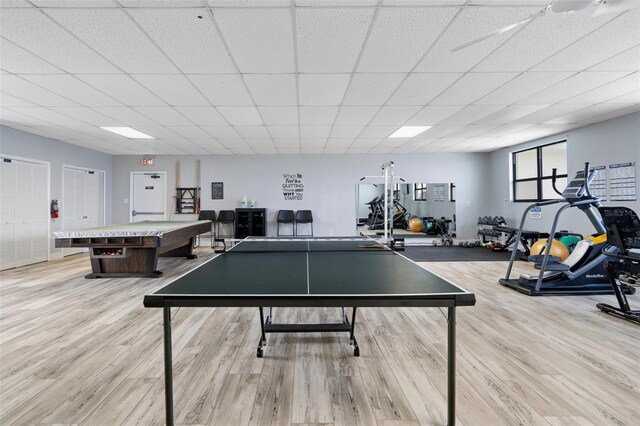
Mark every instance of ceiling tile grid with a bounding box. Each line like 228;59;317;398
0;2;638;155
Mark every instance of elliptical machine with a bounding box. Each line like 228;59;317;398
500;162;636;296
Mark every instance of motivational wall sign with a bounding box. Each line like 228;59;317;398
282;173;304;200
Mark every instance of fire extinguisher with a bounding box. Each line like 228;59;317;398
51;199;59;218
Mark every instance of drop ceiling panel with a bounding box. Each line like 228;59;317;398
547;103;636;125
446;124;499;138
475;72;573;105
1;108;59;127
201;125;241;139
591;45;640;71
208;1;290;8
45;9;179;73
581;104;640;123
54;107;124;126
387;73;462;105
512;103;593;124
415;124;464;138
358;125;396;138
517;71;632;105
475;105;548;125
1;75;78;106
560;72;640;104
120;1;207;7
214;8;295;73
369;106;422;125
357;7;458;72
334;106;381;125
603;90;640;104
30;0;119;6
342;74;405;105
132;125;185;141
474;8;617;72
133;74;209;106
404;105;463;125
217;106;263;125
188;74;254;105
166;126;213;140
299;125;331;138
174;106;229;126
92;106;160;126
295;8;374;73
415;6;541;73
0;9;120;73
129;9;237;73
267;126;299;139
76;74;165;106
273;138;299;148
244;74;297;105
134;106;193;126
0;39;63;74
299;74;350;105
299;106;339;125
329;126;365;138
430;73;517;105
233;125;270;139
533;12;640;72
258;106;299;125
19;74;123;106
439;105;504;124
277;147;301;154
0;93;37;107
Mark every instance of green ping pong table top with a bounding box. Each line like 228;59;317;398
143;237;475;308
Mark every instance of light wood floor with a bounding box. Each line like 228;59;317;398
1;249;639;425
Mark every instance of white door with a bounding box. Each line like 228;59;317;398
0;158;49;270
0;159;17;270
62;167;105;257
131;172;166;222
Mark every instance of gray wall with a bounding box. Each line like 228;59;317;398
112;153;492;238
488;111;640;236
0;125;113;258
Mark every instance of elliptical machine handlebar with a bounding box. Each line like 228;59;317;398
551;168;562;196
582;161;593;199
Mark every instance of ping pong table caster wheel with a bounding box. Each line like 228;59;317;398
353;346;360;357
257;347;264;358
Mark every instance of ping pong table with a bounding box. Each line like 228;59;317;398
144;237;476;426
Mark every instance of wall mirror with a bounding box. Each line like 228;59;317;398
356;183;456;235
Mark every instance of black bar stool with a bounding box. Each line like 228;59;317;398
196;210;216;248
215;210;235;246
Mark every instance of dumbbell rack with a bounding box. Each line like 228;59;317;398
477;216;506;244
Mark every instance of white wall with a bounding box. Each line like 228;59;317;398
489;112;640;236
112;153;492;238
0;125;113;258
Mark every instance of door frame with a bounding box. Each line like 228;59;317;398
129;171;167;223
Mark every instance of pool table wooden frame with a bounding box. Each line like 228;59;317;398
54;221;212;279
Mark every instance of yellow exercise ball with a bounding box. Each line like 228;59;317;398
530;238;570;262
408;217;424;233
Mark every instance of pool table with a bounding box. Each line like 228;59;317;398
53;221;212;279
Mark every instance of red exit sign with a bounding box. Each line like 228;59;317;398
142;157;154;166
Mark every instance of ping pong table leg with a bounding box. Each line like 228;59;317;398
349;307;359;357
447;307;456;426
163;306;175;426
